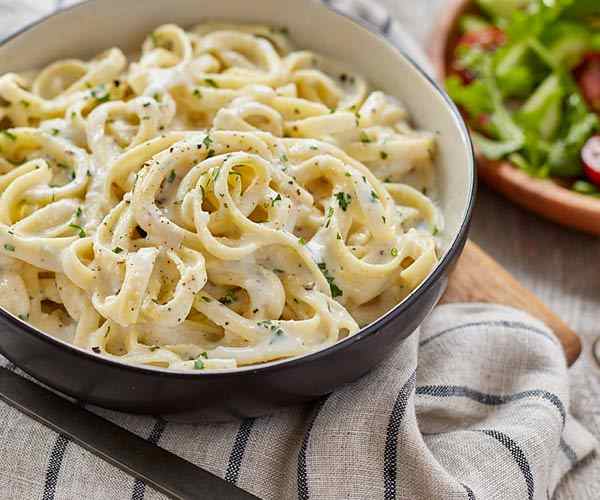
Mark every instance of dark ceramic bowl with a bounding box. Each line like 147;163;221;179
0;0;475;421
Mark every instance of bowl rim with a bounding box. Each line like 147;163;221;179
0;0;477;379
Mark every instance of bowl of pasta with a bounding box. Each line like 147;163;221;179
0;0;475;420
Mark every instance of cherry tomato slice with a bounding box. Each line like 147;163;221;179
452;27;506;84
451;65;475;84
582;135;600;187
574;52;600;112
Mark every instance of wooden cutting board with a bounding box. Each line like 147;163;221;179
441;240;581;365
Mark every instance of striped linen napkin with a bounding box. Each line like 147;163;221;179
0;304;595;499
0;1;596;499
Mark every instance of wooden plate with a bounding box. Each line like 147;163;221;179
428;0;600;236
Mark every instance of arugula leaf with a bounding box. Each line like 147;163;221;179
573;180;599;194
516;74;564;139
460;15;492;33
478;57;525;156
548;112;598;176
475;0;533;20
561;0;600;22
493;42;540;97
505;0;569;42
446;76;494;118
543;21;592;68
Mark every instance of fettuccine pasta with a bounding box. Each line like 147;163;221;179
0;24;441;370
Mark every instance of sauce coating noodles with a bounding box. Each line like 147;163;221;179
0;24;441;370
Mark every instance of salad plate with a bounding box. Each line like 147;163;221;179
430;0;600;235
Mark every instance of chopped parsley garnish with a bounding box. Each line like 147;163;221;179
219;289;236;305
193;88;203;98
257;320;284;337
344;172;352;177
298;237;306;245
167;169;176;183
334;192;351;211
201;296;212;303
1;130;16;141
432;226;439;236
3;243;15;252
337;232;342;240
97;94;111;103
56;162;69;169
194;359;204;369
153;93;162;102
370;190;379;201
317;262;343;298
360;131;371;143
380;151;388;160
200;352;208;358
271;193;282;206
91;88;110;103
203;134;213;149
51;128;60;136
207;149;215;158
325;206;334;228
113;247;123;254
17;314;28;321
391;247;398;257
330;282;343;299
69;223;86;238
20;100;30;108
281;154;288;163
204;78;218;88
75;207;82;217
143;102;151;108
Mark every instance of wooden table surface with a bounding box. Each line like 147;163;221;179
1;0;598;497
378;1;600;496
